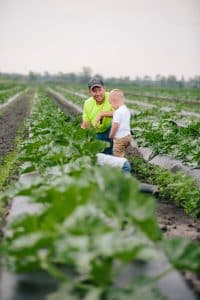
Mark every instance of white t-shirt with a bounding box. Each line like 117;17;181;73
112;105;131;138
97;153;127;168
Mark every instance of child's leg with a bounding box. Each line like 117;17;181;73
114;135;131;157
114;139;126;157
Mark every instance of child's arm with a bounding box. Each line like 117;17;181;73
109;122;119;139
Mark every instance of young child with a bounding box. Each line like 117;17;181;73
109;89;131;157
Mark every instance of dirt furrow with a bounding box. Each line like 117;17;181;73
0;91;34;162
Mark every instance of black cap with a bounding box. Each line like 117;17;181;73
88;77;104;90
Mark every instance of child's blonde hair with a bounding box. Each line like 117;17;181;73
109;89;124;100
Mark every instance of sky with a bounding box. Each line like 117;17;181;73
0;0;200;79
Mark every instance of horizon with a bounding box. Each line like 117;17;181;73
1;69;199;81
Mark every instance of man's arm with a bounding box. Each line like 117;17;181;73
95;111;113;128
109;122;119;139
81;100;91;129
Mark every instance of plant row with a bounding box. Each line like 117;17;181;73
0;85;25;104
51;86;200;168
1;90;200;299
48;87;200;216
131;109;200;167
129;156;200;218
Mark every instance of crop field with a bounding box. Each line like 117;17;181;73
0;82;200;299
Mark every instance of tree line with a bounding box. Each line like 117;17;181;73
0;67;200;89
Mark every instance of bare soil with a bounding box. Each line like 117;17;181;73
156;200;200;241
156;200;200;296
0;90;34;240
0;91;33;162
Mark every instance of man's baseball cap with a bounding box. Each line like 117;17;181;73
88;77;104;90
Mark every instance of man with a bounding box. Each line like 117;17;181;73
81;77;113;154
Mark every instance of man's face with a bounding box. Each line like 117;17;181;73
90;86;105;104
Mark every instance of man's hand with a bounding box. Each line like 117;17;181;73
95;113;103;128
95;111;113;128
81;121;91;129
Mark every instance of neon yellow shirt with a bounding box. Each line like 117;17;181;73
82;92;112;133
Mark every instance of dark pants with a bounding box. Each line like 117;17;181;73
96;127;113;155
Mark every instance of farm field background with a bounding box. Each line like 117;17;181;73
0;79;200;300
